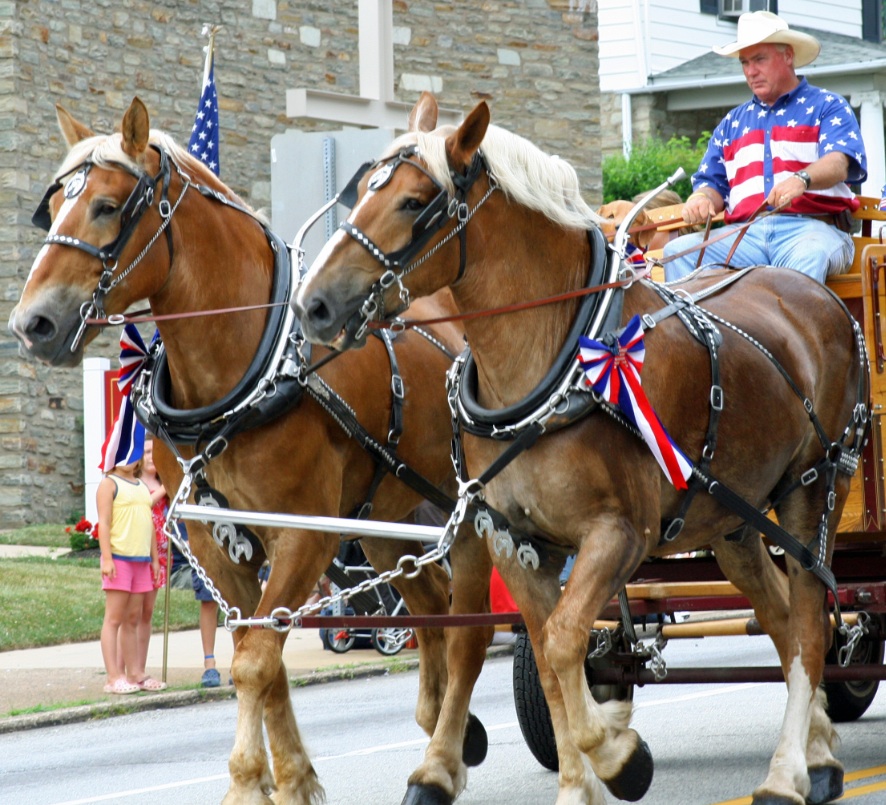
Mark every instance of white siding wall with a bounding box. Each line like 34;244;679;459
600;0;866;93
778;0;862;39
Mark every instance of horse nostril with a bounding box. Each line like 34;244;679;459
304;296;332;328
26;315;58;342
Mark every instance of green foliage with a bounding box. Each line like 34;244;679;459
602;134;710;204
0;524;70;548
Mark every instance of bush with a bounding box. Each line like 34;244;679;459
66;517;99;553
602;134;710;204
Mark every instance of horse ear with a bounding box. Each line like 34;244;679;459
408;92;438;133
55;104;95;148
120;97;150;162
445;101;490;170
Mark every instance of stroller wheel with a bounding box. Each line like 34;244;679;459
372;627;412;656
328;629;356;653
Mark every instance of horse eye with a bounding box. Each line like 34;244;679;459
93;200;119;219
402;198;427;212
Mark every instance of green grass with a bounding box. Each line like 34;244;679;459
0;523;71;548
0;555;201;651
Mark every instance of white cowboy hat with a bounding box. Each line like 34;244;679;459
712;11;821;67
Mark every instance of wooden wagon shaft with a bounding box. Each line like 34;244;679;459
588;664;886;686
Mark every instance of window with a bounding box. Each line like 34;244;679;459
861;0;882;42
709;0;777;18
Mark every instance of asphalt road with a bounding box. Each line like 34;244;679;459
1;635;884;804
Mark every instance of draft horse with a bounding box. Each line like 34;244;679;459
295;92;868;805
8;97;494;805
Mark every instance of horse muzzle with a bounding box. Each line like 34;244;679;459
295;287;368;351
8;292;90;367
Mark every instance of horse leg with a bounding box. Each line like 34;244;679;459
360;536;452;739
400;525;494;804
497;544;610;805
712;512;842;804
265;652;324;805
226;530;335;805
537;518;650;804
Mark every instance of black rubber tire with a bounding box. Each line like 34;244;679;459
512;629;636;772
512;630;559;771
823;633;884;722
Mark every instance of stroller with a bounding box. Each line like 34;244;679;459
319;539;414;656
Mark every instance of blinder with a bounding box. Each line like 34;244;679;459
31;162;92;231
338;160;374;209
341;146;486;273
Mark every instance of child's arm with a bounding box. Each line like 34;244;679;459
96;476;116;580
150;483;167;506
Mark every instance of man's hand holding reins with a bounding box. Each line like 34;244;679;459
682;187;724;226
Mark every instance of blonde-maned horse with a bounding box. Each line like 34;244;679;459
9;97;494;805
295;92;867;805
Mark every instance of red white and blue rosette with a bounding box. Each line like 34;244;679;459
578;315;693;490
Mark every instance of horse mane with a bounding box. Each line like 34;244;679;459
54;129;264;223
388;124;602;231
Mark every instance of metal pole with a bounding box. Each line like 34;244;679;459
174;503;444;541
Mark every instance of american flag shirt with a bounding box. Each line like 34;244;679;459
693;78;866;223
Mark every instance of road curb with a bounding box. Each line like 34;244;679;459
0;644;515;735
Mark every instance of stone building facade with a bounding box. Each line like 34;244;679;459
0;0;601;527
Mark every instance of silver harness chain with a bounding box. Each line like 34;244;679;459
162;462;472;632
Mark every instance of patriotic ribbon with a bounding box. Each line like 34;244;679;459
98;324;156;472
578;315;693;490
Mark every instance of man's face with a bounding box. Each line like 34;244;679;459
739;43;795;105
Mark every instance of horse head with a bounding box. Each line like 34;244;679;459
295;92;493;349
9;97;210;366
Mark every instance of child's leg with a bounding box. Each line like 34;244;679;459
119;592;146;683
200;600;218;670
131;588;158;679
102;590;130;682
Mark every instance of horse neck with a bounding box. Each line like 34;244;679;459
454;205;592;408
152;196;276;410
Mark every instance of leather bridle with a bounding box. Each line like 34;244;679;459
337;145;498;340
31;145;183;352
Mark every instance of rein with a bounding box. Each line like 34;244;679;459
649;199;787;268
366;269;648;331
84;300;291;327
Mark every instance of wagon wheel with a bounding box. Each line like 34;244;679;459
823;623;885;723
512;630;634;772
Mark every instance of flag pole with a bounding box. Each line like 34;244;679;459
201;23;221;87
161;21;222;685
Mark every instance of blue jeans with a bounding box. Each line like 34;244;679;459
663;216;854;284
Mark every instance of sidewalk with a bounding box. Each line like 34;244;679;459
0;543;514;734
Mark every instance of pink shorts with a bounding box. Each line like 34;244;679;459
102;558;154;594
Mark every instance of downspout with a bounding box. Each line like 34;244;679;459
622;0;651;159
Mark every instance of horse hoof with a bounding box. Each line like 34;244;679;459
807;765;844;804
400;783;453;805
602;738;654;802
462;712;488;767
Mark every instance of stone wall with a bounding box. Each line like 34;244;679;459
600;91;730;163
0;0;601;527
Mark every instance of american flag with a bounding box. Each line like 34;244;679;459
98;325;151;472
188;62;220;175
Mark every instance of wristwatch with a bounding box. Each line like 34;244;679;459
794;170;812;190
